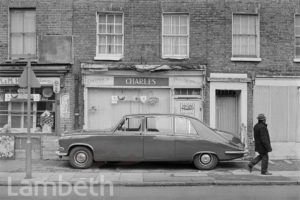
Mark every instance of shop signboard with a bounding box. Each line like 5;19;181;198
114;77;169;87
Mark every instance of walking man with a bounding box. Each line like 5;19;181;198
248;113;272;175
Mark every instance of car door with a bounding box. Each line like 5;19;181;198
174;116;201;160
94;116;143;161
143;116;175;161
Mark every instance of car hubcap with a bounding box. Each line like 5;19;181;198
76;152;87;163
200;154;211;164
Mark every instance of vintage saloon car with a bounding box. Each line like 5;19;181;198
56;114;247;170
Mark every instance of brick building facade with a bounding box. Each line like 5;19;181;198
0;0;300;159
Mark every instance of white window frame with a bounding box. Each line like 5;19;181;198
94;12;124;61
9;8;36;60
162;13;189;59
231;13;261;62
294;14;300;62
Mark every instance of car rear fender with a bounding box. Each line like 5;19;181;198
192;151;219;160
67;143;94;156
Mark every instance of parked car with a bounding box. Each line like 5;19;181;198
56;114;247;170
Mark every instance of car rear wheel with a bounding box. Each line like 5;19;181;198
69;146;93;169
193;153;218;170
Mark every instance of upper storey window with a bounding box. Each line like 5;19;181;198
232;14;261;62
9;9;36;60
162;14;189;59
95;13;124;60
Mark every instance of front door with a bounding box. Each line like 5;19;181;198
216;90;240;136
143;116;175;160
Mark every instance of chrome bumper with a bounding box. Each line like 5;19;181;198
225;150;248;154
55;151;68;156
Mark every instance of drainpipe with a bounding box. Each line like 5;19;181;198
74;74;80;130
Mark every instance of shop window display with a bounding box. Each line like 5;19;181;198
0;87;56;133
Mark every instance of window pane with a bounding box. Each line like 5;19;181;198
107;15;114;23
240;15;249;34
115;25;122;34
11;35;23;55
99;24;106;33
296;27;300;35
24;11;35;33
115;15;122;24
232;15;240;34
23;116;33;128
163;15;172;35
11;116;21;128
98;45;106;53
115;36;122;45
98;15;106;23
179;15;188;34
146;116;172;133
248;16;256;35
296;16;300;26
119;118;142;131
172;16;180;35
232;36;239;55
296;47;300;56
10;11;23;33
172;37;180;55
163;37;172;55
24;35;36;55
98;35;106;44
248;36;256;56
107;24;114;33
179;37;188;55
296;38;300;45
175;117;197;135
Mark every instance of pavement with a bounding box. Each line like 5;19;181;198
0;159;299;186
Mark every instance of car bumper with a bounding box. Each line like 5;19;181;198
225;150;248;154
55;151;68;157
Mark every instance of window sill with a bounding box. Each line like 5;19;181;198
162;56;189;60
94;55;123;61
231;57;262;62
293;58;300;62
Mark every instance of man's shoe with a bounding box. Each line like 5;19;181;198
261;172;272;175
247;163;253;173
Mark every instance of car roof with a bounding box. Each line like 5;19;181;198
123;113;200;121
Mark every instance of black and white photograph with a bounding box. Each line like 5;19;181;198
0;0;300;199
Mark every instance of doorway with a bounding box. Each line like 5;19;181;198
216;90;241;135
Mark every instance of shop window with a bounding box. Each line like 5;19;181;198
0;87;56;133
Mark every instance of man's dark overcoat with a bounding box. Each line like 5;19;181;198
253;122;272;154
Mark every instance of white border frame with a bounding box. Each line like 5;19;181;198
209;80;248;131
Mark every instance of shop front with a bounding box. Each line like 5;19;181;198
82;67;205;130
0;64;71;160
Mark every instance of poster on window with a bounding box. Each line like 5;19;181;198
0;136;14;159
60;93;70;119
179;102;195;117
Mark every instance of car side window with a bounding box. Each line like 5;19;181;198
146;116;173;134
118;117;142;132
175;117;197;135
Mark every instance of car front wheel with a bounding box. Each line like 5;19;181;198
69;146;93;169
193;153;218;170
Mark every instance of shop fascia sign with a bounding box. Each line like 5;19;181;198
0;77;60;93
114;77;169;87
